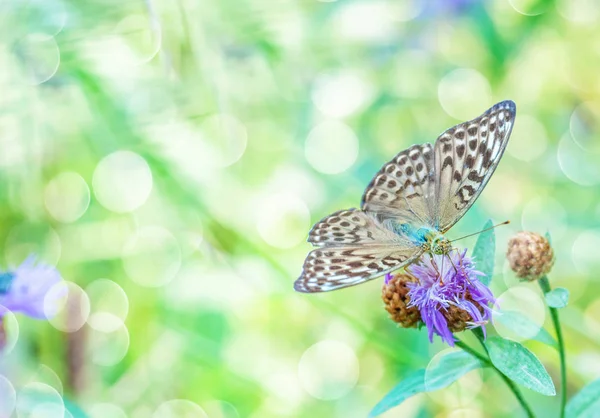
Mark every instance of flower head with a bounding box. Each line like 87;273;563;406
507;231;554;281
405;249;495;346
0;256;63;319
382;273;421;328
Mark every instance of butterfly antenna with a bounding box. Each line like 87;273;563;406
449;220;510;243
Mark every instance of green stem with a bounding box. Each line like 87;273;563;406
461;332;535;418
539;275;567;418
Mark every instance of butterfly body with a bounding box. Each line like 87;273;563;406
295;100;516;293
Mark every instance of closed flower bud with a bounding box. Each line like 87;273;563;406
382;273;421;328
507;231;554;281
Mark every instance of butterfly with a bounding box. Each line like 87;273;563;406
294;100;516;293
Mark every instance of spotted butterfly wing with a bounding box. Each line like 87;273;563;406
295;210;424;292
295;144;436;293
294;101;515;293
434;100;516;232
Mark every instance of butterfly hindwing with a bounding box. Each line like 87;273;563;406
361;143;436;226
296;209;424;292
434;100;516;232
295;244;423;293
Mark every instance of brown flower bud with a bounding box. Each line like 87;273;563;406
444;292;486;333
507;231;554;281
382;273;421;328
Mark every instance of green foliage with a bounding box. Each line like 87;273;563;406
370;350;483;417
565;378;600;418
545;288;569;308
485;336;556;396
493;309;557;348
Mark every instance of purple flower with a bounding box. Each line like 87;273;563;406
0;256;64;319
406;249;495;346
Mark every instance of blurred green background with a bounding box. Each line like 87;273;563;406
1;0;599;417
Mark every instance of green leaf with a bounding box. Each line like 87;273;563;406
566;378;600;418
369;369;426;417
545;288;569;308
369;351;483;417
485;336;556;396
494;309;557;348
473;219;495;286
424;350;484;391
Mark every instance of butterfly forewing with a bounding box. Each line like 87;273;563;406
296;209;424;292
434;100;516;232
361;143;436;226
308;209;400;247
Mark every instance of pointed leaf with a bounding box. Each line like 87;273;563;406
369;369;426;417
370;351;483;417
545;288;569;308
566;378;600;418
493;309;557;348
485;336;556;396
473;219;495;285
424;350;484;391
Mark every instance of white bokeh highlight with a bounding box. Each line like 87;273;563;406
569;102;600;154
16;382;64;418
557;133;600;186
311;71;374;118
425;349;483;408
88;324;130;367
30;365;63;396
153;400;208;418
44;172;91;223
86;279;129;332
333;1;397;42
521;196;567;240
256;193;310;249
556;0;600;23
572;230;600;277
15;33;60;85
114;14;162;64
305;120;359;174
493;287;546;342
507;115;547;162
438;69;492;120
199;114;247;167
122;226;181;287
298;340;359;400
45;282;90;333
508;0;547;16
89;403;127;418
0;375;16;417
93;151;153;213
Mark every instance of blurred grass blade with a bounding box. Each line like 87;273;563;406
485;336;556;396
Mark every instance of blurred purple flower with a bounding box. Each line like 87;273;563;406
406;249;495;346
0;256;64;319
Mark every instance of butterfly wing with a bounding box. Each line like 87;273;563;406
361;143;436;227
434;100;516;232
295;209;423;293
